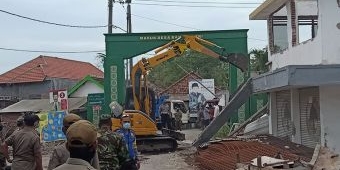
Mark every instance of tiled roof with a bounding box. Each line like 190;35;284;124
195;135;314;170
160;71;202;95
0;55;103;84
160;71;223;95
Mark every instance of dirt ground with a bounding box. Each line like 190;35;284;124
139;128;201;170
42;128;202;170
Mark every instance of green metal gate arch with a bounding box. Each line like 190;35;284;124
104;29;249;115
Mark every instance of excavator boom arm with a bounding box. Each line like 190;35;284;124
130;35;249;116
183;35;248;72
131;42;186;114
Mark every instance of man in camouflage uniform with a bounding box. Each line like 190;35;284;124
48;114;99;170
53;120;98;170
97;115;129;170
116;114;140;170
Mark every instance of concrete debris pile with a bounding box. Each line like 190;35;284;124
313;147;340;170
195;135;314;170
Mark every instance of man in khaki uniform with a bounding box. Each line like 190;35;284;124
12;116;24;136
2;114;43;170
53;120;98;170
48;114;99;170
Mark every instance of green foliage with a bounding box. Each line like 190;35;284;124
249;48;269;74
147;50;229;89
213;124;231;139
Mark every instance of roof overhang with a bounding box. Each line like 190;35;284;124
0;97;87;113
252;65;340;93
250;0;288;20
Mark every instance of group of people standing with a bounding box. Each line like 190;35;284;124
159;103;183;131
0;112;140;170
200;101;220;129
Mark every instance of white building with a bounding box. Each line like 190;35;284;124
250;0;340;152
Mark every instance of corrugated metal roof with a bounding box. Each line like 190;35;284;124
195;135;314;170
0;97;87;113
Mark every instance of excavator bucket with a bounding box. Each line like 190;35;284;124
219;53;249;72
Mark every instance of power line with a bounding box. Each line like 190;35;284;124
131;13;267;42
131;13;201;30
0;9;126;31
0;47;104;54
135;0;261;5
132;2;257;8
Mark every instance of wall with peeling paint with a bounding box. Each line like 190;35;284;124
320;85;340;153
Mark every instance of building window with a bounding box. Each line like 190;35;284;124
338;0;340;7
269;6;289;53
297;0;318;43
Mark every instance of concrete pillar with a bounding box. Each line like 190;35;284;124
267;15;274;55
269;92;277;135
290;89;301;144
286;0;298;48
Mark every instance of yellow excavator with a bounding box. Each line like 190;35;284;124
111;35;248;152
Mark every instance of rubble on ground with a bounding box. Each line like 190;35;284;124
41;140;64;155
195;135;314;170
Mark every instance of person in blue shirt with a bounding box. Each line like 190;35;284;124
116;114;140;170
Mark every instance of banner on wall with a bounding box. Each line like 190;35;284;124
188;79;215;113
38;111;66;142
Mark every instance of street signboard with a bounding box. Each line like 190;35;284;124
87;93;105;127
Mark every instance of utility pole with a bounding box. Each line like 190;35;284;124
108;0;113;33
126;0;133;85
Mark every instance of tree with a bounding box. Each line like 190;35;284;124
249;47;268;74
147;50;229;89
95;53;106;70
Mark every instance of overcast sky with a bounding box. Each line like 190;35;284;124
0;0;267;74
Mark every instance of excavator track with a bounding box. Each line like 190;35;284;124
136;135;178;153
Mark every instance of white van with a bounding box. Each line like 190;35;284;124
164;100;189;124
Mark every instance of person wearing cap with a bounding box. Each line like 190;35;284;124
2;114;43;170
53;120;98;170
97;115;130;170
48;113;99;170
116;114;140;170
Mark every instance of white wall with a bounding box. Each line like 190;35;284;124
269;38;322;70
320;85;340;153
319;0;340;64
268;0;340;70
70;82;103;98
274;1;317;16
